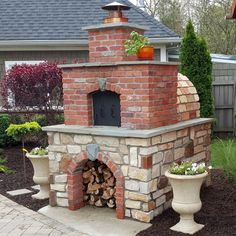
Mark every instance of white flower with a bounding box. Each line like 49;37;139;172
192;163;197;167
208;166;212;169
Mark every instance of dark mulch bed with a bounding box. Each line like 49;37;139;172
0;146;236;235
138;170;236;236
0;146;49;211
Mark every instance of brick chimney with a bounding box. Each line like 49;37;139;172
83;23;147;62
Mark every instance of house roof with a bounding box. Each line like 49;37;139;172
211;53;236;64
226;0;236;19
0;0;179;42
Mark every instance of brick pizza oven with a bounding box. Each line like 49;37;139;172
43;2;212;223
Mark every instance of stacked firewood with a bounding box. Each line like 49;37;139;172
83;160;116;208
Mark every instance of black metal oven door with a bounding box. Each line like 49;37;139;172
93;91;121;127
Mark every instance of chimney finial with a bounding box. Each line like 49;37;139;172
102;1;131;24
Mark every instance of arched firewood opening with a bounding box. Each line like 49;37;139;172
83;160;116;208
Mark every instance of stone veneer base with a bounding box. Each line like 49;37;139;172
44;118;212;223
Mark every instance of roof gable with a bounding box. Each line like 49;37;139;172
0;0;179;41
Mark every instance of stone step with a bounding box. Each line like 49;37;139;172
6;189;32;196
31;185;40;190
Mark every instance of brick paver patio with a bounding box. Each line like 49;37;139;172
0;194;89;236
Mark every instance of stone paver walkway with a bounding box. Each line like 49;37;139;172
0;194;90;236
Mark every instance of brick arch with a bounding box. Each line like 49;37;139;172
105;82;122;95
87;82;122;95
86;83;99;94
67;151;125;219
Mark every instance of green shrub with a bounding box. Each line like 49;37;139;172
33;113;64;126
10;114;27;124
54;113;64;124
33;114;48;127
180;20;214;118
234;112;236;135
0;148;4;155
0;114;16;147
0;157;15;174
6;121;42;141
211;139;236;183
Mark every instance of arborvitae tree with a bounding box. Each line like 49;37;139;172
180;20;214;118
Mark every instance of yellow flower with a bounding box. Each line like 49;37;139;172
22;148;29;153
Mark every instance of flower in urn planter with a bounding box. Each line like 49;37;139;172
28;147;48;156
24;146;49;199
169;161;211;176
165;161;211;234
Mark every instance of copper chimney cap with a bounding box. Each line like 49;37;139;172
102;1;131;23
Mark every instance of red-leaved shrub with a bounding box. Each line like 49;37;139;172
1;62;63;112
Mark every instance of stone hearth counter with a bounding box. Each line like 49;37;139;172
42;118;212;138
59;61;179;69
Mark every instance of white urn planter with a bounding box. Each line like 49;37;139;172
26;153;50;199
165;171;208;235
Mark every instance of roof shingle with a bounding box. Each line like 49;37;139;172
0;0;179;41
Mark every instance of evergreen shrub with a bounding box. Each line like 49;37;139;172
0;114;16;147
180;20;214;118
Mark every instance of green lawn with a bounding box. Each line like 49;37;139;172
211;139;236;183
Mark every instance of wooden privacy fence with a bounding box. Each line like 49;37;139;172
212;81;235;136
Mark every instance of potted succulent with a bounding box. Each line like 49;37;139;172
165;161;211;235
124;31;154;60
24;147;49;199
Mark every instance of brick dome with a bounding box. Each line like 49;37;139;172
177;73;200;121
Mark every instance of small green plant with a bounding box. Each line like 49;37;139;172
124;31;150;55
6;121;42;180
211;139;236;183
0;114;16;147
0;157;15;174
23;147;48;156
234;112;236;135
169;161;210;175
